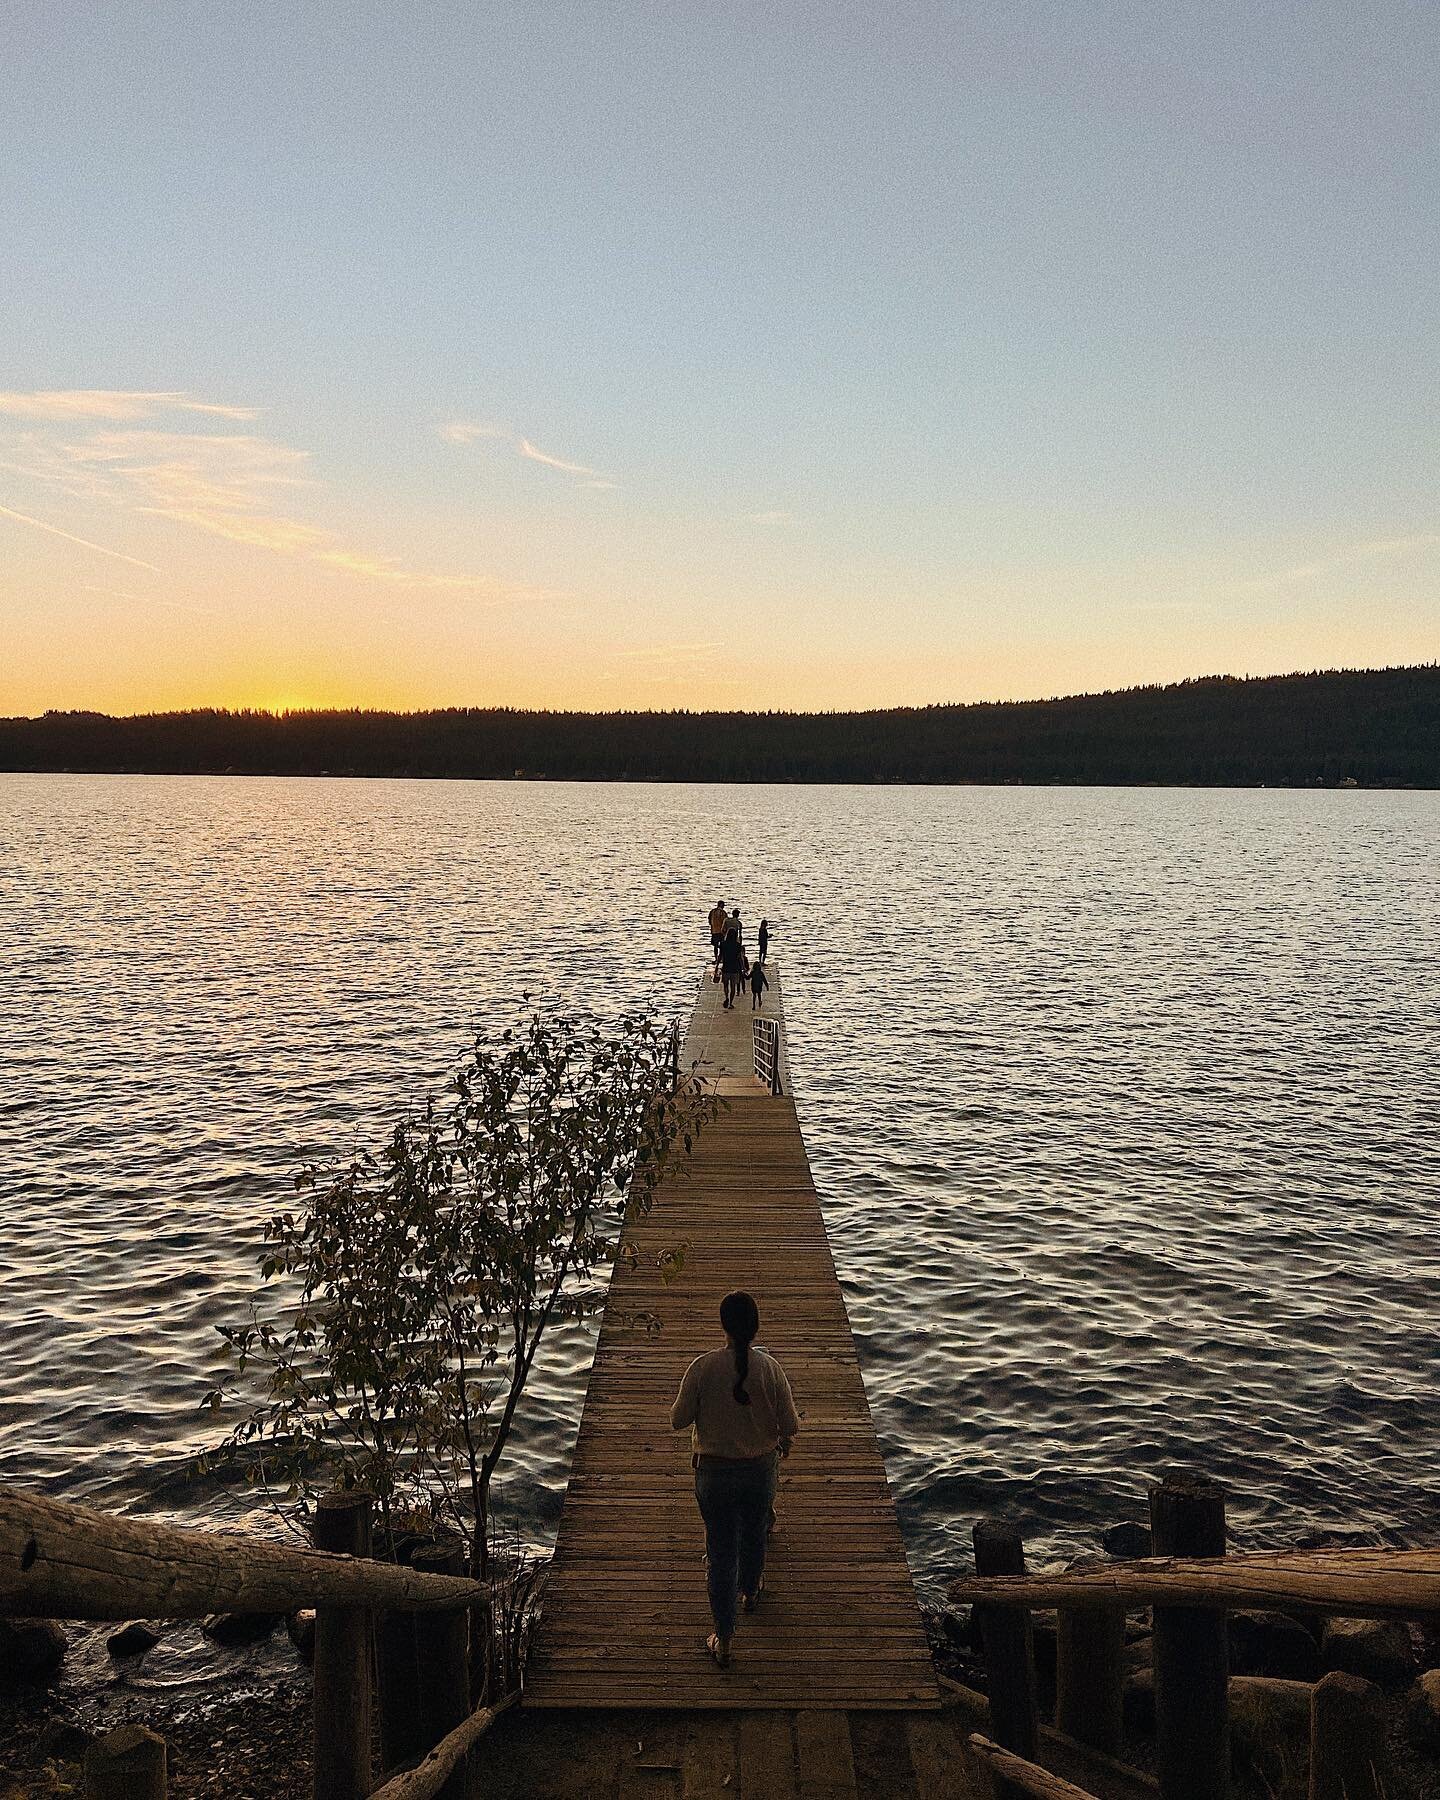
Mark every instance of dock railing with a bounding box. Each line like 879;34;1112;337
950;1474;1437;1800
752;1014;783;1094
1;1482;511;1800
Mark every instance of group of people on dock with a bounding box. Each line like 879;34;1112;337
707;899;771;1011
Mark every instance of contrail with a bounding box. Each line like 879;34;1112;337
0;501;165;573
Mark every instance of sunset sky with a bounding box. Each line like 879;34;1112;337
2;2;1436;716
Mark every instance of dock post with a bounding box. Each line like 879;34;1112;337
377;1539;471;1791
412;1542;472;1799
973;1518;1038;1772
84;1723;167;1798
1056;1557;1125;1754
1150;1473;1229;1800
313;1489;374;1800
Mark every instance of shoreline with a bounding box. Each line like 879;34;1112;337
7;1556;1440;1800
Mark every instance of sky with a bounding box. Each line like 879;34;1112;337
1;0;1436;715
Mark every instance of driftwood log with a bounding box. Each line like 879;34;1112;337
0;1485;486;1620
968;1733;1102;1800
949;1546;1440;1620
368;1694;517;1800
941;1675;1159;1800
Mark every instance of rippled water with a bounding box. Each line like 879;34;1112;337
3;775;1438;1610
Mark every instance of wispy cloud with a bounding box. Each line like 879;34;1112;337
602;643;740;690
438;419;507;445
83;580;214;618
442;417;614;487
3;389;542;603
616;641;722;662
1216;532;1440;600
0;389;257;423
609;641;728;685
0;501;164;572
517;438;600;478
56;430;321;555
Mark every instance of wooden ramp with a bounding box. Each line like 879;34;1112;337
524;961;938;1711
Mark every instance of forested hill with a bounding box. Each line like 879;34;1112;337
3;665;1438;786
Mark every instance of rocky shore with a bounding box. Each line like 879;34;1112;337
1;1612;315;1799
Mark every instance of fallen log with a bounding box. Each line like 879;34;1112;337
969;1733;1102;1800
1;1485;487;1621
949;1547;1440;1621
368;1693;517;1800
942;1675;1159;1800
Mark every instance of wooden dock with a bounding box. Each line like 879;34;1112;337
523;960;939;1713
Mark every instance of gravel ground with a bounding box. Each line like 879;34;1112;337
1;1679;313;1799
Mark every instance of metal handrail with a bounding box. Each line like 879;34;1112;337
751;1016;783;1095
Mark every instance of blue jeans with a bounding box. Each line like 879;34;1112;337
694;1452;778;1640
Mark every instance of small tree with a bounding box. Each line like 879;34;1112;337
206;1005;715;1639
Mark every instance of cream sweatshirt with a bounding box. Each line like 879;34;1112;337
670;1344;800;1460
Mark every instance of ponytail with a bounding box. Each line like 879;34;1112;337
732;1339;751;1406
719;1290;760;1408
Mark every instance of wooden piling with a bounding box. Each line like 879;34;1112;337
1149;1474;1228;1800
1308;1671;1386;1800
1056;1560;1125;1755
412;1543;472;1799
974;1518;1039;1768
84;1723;167;1798
377;1542;470;1790
313;1489;374;1800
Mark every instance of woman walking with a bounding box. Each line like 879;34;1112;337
670;1291;799;1668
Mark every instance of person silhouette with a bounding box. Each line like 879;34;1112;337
757;918;770;963
718;926;745;1008
670;1291;799;1669
708;899;729;965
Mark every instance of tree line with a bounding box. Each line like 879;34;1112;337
2;664;1437;786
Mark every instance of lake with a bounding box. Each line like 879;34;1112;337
2;774;1437;1601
